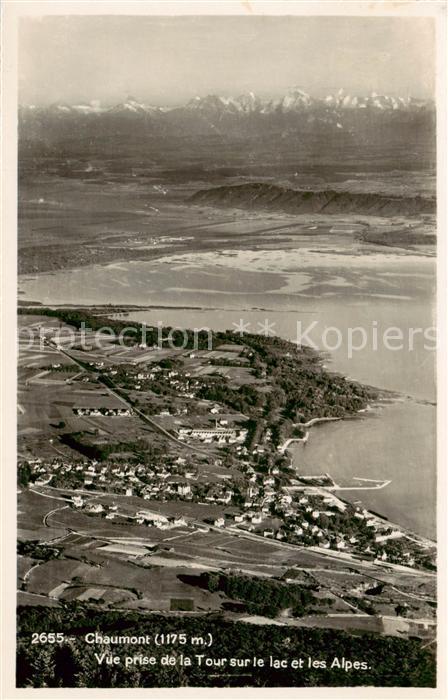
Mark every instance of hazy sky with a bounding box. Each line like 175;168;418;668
19;15;435;106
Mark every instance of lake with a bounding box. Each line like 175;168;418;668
18;241;437;538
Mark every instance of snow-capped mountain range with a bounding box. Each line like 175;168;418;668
19;88;435;151
22;88;432;117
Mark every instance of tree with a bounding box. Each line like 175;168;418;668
18;462;32;487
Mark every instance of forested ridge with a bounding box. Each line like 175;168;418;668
17;606;435;687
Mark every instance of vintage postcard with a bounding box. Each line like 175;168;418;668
1;1;446;696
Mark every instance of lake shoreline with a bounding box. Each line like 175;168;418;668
16;241;436;540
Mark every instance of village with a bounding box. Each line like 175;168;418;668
17;309;436;628
23;447;433;570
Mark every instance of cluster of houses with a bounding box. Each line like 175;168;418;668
103;364;201;399
24;456;197;495
133;510;188;529
199;484;235;506
24;456;241;510
71;497;189;530
211;482;348;545
22;450;421;568
73;407;132;417
202;469;418;564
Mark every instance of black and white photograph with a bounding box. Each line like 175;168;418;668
1;0;446;694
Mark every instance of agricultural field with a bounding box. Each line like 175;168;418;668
17;591;61;608
25;559;99;597
17;482;437;635
17;489;68;541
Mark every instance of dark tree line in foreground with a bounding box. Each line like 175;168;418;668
17;605;435;688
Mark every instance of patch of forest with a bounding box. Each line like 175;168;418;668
17;605;436;687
